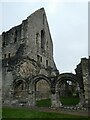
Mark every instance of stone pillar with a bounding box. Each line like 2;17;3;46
3;89;13;105
77;89;85;107
51;91;62;108
9;90;13;105
81;58;90;106
28;91;35;107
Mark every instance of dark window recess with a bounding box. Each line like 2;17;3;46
2;41;5;47
41;57;42;62
46;60;48;67
41;30;45;50
4;54;6;58
8;53;11;58
43;14;45;24
14;37;17;43
37;55;42;63
37;55;40;62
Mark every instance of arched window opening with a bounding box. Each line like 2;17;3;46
43;14;45;24
37;55;40;63
46;60;48;67
4;54;6;59
41;30;45;50
2;41;5;47
14;37;17;43
40;57;42;62
8;53;11;58
37;55;42;63
13;80;28;100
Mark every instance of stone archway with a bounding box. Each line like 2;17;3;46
29;75;51;107
11;78;29;104
55;73;85;108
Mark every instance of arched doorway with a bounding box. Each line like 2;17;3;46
55;73;84;107
30;75;51;107
12;79;28;104
35;79;50;100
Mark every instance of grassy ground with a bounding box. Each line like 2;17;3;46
36;97;79;107
60;97;80;105
2;97;88;119
36;99;51;107
2;107;89;119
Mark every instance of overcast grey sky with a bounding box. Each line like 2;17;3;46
0;0;88;73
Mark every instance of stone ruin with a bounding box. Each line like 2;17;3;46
0;8;89;110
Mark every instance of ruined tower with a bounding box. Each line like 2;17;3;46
1;8;58;105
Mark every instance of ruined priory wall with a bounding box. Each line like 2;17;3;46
26;8;56;69
81;58;90;101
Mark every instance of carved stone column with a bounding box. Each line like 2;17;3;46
28;91;35;107
51;91;62;108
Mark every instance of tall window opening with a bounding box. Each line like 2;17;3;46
4;54;6;59
41;30;45;50
37;55;42;63
2;41;5;47
37;55;40;63
46;60;48;67
8;53;11;58
43;14;45;24
40;57;42;62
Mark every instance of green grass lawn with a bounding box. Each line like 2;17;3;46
36;97;79;107
2;107;88;119
60;97;80;105
36;99;51;107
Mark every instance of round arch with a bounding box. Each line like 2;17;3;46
11;78;29;101
29;74;51;107
55;73;84;107
30;74;51;86
13;79;26;87
56;73;81;88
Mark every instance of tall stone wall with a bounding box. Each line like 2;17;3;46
25;8;56;69
75;57;90;106
1;8;89;108
1;8;58;104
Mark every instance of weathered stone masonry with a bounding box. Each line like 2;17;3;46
75;57;90;107
1;8;59;107
1;8;89;108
